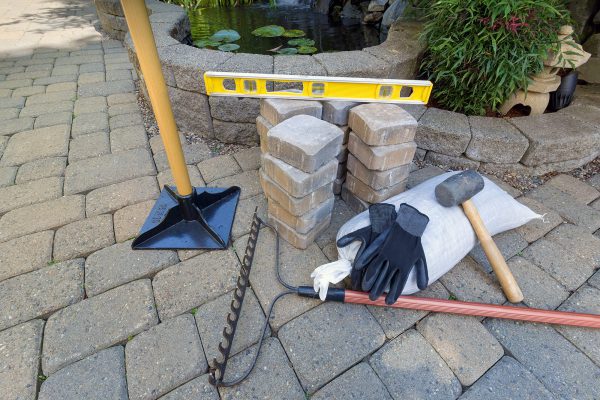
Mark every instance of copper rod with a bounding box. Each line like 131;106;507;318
344;290;600;329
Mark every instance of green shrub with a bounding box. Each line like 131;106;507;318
420;0;570;115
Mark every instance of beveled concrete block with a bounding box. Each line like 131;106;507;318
267;212;331;249
260;98;322;125
261;153;337;198
321;100;358;125
347;153;411;190
345;172;406;203
267;115;343;173
341;184;370;213
348;103;417;146
268;196;334;234
256;115;272;153
348;132;416;171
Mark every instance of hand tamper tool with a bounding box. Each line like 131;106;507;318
435;170;524;303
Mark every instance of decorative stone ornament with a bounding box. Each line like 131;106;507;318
499;25;591;115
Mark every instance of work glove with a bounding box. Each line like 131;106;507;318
336;203;397;290
354;203;429;305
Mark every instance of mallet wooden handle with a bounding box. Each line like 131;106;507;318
462;199;524;303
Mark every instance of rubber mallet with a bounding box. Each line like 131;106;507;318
435;170;524;303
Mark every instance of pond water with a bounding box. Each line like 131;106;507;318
188;3;381;54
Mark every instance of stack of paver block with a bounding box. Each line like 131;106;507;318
257;99;343;249
342;104;418;212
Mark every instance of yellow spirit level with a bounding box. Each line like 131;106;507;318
204;72;432;104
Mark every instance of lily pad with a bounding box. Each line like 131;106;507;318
210;29;240;43
218;43;240;52
193;39;221;48
288;38;315;47
297;46;318;54
277;48;299;55
252;25;285;37
283;29;306;38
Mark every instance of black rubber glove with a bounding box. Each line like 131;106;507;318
354;203;429;305
336;203;396;290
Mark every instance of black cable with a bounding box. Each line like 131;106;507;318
258;218;298;291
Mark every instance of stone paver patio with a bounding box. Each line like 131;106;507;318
1;2;600;399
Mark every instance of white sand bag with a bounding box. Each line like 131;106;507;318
311;171;541;300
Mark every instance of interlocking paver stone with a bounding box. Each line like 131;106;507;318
522;238;596;290
33;75;78;86
0;166;16;187
367;281;449;339
53;214;115;261
108;92;137;105
110;125;148;152
0;176;63;214
0;124;70;166
157;165;205;188
113;200;154;242
74;96;107;115
0;78;32;89
12;85;44;97
218;338;305;400
556;285;600;365
126;314;206;400
0;96;25;109
0;259;84;331
14;157;65;184
469;230;528;273
72;112;109;136
235;229;323;328
458;357;553;400
348;132;416;171
159;375;219;400
86;176;159;216
439;257;505;304
78;79;134;97
0;319;44;400
347;153;411;190
484;317;600;399
148;132;186;154
547;174;600;204
370;329;462;400
109;111;143;130
34;111;73;129
267;115;342;173
85;239;178;296
417;313;503;386
545;223;600;265
321;100;359;126
197;154;241;183
38;346;128;400
311;362;392;400
0;195;85;242
195;288;266;362
26;90;75;105
212;169;262;200
260;97;322;125
64;148;156;194
231;193;267;239
349;103;416;146
515;196;563;242
42;279;159;374
46;82;77;93
78;71;105;84
153;142;212;172
416;108;471;156
233;146;260;171
152;249;240;320
507;256;569;309
279;302;385;392
19;100;73;117
345;171;406;203
268;196;334;234
0;107;19;120
0;116;33;136
68;131;110;162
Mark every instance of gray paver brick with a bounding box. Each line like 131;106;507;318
7;70;50;80
33;74;78;86
547;174;600;204
78;79;134;97
515;196;563;242
153;142;212;172
110;125;148;152
0;176;63;214
267;115;343;173
64;148;156;194
346;153;410;190
68;131;110;162
80;62;105;73
311;362;392;400
15;156;66;184
71;112;109;136
367;281;449;339
46;82;77;93
158;374;219;400
268;196;334;235
212;169;262;200
106;69;132;82
349;103;416;146
51;65;79;76
522;238;595;290
34;111;73;129
85;239;178;297
157;165;205;188
439;257;506;304
545;223;600;265
321;100;359;126
74;96;107;115
197;154;241;183
507;256;569;309
0;107;19;120
0;319;44;400
55;54;103;65
38;346;128;400
86;175;159;216
314;196;356;248
42;279;159;374
416;108;471;156
348;132;416;171
458;356;554;400
267;211;331;249
53;214;115;261
0;195;85;242
113;200;154;242
195;288;266;363
231;193;267;240
78;71;105;84
417;313;503;386
235;229;323;329
0;78;32;89
345;171;406;203
126;314;206;400
0;96;25;109
152;249;240;320
108;101;138;118
232;146;260;171
0;124;70;167
109;112;143;130
468;230;528;273
0;259;84;331
260;97;322;125
0;116;34;136
485;317;600;399
218;338;305;400
556;285;600;365
19;100;73;117
107;92;137;106
526;184;600;232
370;329;462;400
279;302;385;392
12;85;45;97
0;166;16;187
26;90;75;105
